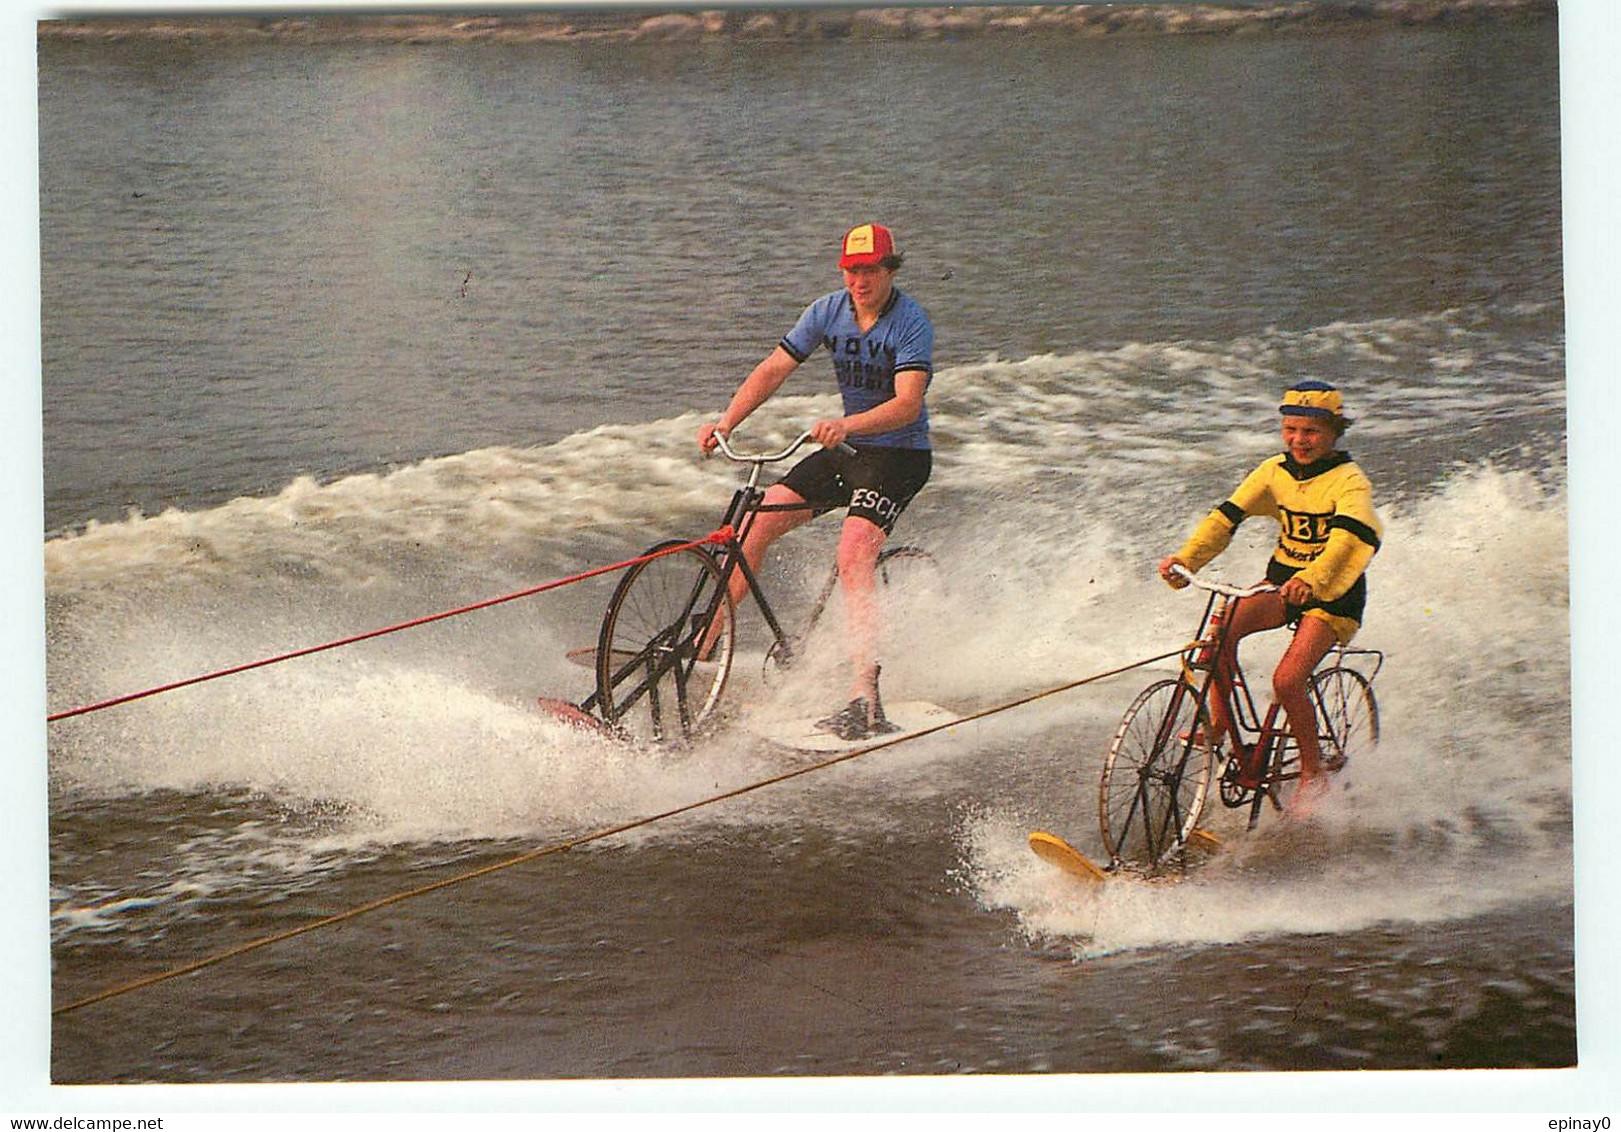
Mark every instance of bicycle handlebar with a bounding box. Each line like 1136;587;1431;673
712;430;856;463
1169;563;1277;598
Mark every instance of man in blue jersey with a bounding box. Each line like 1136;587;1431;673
697;223;935;740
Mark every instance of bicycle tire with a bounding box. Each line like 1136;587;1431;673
871;544;946;640
1310;664;1379;771
1099;677;1214;869
595;542;735;742
874;544;940;587
827;544;943;621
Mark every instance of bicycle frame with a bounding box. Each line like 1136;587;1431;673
582;430;943;739
706;472;808;668
577;432;845;729
1185;586;1271;755
1101;566;1387;869
1173;567;1383;822
706;430;942;673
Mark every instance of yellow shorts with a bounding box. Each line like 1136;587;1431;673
1302;607;1360;648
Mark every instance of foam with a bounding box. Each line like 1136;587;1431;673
44;310;1569;948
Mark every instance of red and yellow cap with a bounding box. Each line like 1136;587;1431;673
839;223;897;269
1279;380;1348;422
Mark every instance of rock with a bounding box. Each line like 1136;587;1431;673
36;2;1558;44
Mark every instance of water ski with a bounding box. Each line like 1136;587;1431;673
535;696;615;736
1029;828;1223;886
1027;830;1107;886
565;645;609;669
750;700;960;752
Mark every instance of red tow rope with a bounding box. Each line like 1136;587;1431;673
47;527;735;723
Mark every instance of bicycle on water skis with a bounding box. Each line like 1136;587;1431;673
572;429;938;743
1096;565;1382;874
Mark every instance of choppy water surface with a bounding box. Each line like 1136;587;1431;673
37;13;1572;1091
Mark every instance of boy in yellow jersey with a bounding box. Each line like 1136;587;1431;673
1157;381;1382;818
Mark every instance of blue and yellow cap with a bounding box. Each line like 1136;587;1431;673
1280;380;1349;424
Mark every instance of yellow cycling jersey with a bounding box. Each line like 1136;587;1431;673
1174;451;1382;602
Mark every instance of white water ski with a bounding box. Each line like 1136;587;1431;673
748;700;962;752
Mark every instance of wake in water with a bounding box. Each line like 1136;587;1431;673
44;307;1569;953
962;465;1571;955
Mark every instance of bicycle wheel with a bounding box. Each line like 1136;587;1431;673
875;544;942;592
875;545;945;640
1310;665;1379;770
1099;678;1215;869
785;544;944;678
819;545;943;626
596;542;735;742
1258;666;1378;817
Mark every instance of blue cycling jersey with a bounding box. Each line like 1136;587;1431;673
779;288;934;450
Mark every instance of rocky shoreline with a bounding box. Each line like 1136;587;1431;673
38;1;1556;45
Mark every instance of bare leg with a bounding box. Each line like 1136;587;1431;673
1207;591;1288;754
1273;615;1339;816
835;515;887;700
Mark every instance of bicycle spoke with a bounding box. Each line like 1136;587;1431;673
1100;678;1213;869
1311;665;1379;773
596;544;735;742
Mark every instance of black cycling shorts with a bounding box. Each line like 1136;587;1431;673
1265;557;1367;625
778;444;932;535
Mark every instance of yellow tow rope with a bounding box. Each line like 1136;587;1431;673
53;644;1189;1017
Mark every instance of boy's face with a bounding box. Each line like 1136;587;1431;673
1281;415;1337;464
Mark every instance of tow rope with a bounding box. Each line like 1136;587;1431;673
47;528;735;723
51;643;1186;1016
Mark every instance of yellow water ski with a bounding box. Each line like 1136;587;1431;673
1027;830;1107;886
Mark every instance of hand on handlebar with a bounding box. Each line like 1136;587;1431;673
1278;576;1314;605
1158;555;1191;589
697;421;730;456
809;417;850;450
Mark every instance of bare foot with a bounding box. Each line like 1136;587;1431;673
1284;773;1330;821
